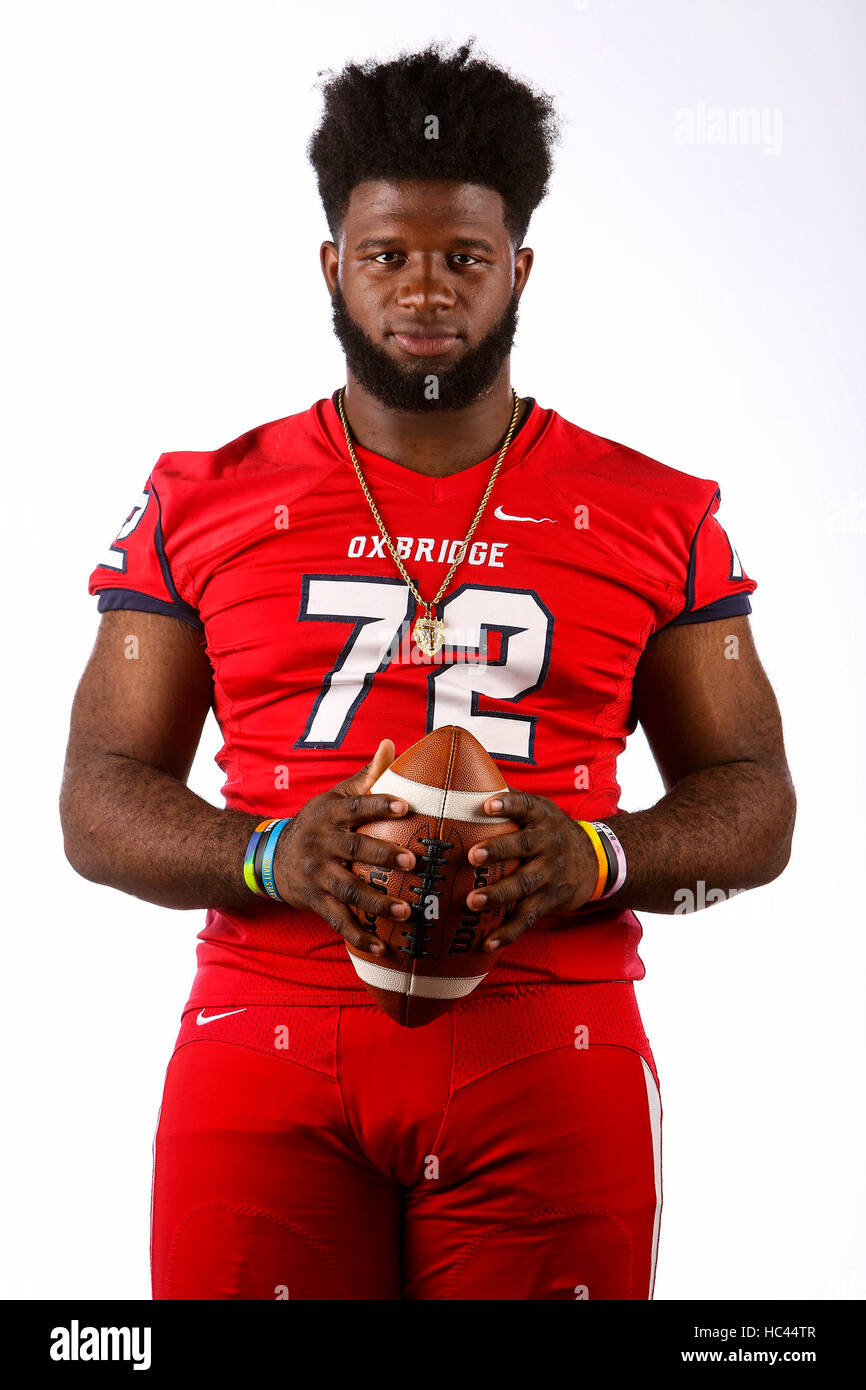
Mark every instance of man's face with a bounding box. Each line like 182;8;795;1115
321;180;533;411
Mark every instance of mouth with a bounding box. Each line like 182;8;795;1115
390;330;461;357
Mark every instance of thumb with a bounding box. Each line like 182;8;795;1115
343;738;397;796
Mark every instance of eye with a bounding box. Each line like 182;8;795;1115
450;254;483;266
371;251;403;264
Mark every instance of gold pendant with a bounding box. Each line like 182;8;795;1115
413;614;446;656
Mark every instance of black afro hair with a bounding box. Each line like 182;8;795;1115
307;38;560;246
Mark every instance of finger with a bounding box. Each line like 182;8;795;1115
468;824;538;867
484;890;552;951
334;829;416;873
324;864;413;923
311;892;387;956
481;788;538;820
332;792;410;824
466;859;547;912
337;739;397;798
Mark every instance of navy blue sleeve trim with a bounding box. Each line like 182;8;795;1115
683;487;721;612
668;593;752;627
148;479;203;630
95;589;205;633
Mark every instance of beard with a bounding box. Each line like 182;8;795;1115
330;282;520;413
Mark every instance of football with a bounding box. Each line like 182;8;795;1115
348;725;519;1027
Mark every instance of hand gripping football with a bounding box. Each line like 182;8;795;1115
348;725;519;1027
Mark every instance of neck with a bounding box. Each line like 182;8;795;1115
339;365;524;478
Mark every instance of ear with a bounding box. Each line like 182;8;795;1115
320;240;339;295
514;246;534;298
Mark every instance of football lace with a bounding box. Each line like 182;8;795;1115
400;834;454;959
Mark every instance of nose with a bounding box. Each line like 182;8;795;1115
394;255;456;312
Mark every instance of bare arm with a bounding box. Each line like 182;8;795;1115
461;615;796;942
60;611;416;947
59;611;261;909
608;615;796;912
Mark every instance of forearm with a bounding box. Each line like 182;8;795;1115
60;752;263;910
603;760;796;914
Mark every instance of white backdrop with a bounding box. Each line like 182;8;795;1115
1;0;863;1299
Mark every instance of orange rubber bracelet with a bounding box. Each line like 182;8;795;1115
577;820;610;901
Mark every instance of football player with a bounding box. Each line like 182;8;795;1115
60;41;795;1300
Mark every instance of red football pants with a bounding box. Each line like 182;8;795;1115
151;984;662;1300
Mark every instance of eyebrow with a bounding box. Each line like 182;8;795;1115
353;235;497;254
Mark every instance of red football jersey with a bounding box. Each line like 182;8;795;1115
88;394;756;1006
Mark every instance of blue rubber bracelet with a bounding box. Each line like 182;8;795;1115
260;818;292;901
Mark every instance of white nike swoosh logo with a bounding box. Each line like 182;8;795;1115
195;1008;247;1025
494;505;556;523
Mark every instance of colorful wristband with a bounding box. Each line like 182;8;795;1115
594;825;619;888
260;818;291;901
577;820;610;901
243;817;291;901
244;819;277;897
591;821;628;898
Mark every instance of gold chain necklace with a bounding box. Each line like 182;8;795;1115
337;386;522;656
